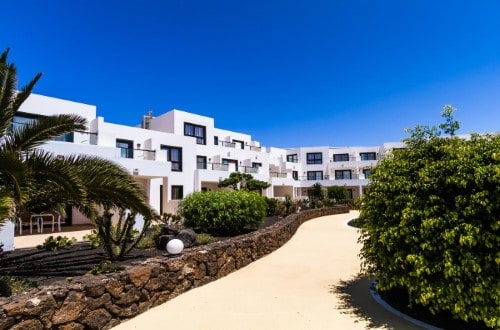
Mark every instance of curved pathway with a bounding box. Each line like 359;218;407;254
113;211;422;330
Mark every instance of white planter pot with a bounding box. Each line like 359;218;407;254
0;220;15;251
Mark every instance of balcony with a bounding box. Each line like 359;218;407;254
269;172;287;178
243;166;259;174
248;145;262;152
117;148;156;161
217;141;236;148
211;163;229;171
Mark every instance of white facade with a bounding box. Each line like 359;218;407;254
18;94;404;223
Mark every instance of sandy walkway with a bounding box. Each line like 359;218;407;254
113;211;422;330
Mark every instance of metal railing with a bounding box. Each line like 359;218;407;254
218;141;236;148
269;172;287;178
249;145;262;152
211;163;229;171
243;166;259;174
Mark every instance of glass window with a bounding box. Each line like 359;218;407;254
171;185;183;200
184;122;206;145
116;139;134;158
197;156;207;169
252;162;262;168
360;152;377;161
333;153;349;162
363;168;371;179
292;171;298;181
161;145;182;171
214;136;219;145
306;152;322;164
287;154;298;162
335;170;352;180
307;171;323;180
233;139;244;149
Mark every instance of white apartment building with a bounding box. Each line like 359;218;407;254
17;94;404;225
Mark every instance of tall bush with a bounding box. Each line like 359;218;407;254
358;108;500;328
179;190;267;235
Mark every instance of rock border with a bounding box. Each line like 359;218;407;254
0;206;349;330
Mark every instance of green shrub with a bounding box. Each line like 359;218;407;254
359;112;500;328
179;190;267;235
327;185;348;201
88;260;125;275
0;276;36;297
196;233;217;245
83;230;100;248
264;197;278;216
36;235;77;251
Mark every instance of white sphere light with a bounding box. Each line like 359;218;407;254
166;239;184;255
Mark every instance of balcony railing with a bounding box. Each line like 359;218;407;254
249;145;262;152
269;172;287;178
334;173;360;180
218;141;236;148
211;163;229;171
117;148;156;160
243;166;259;174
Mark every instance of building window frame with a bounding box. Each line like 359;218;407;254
335;170;352;180
306;152;323;164
286;154;298;163
161;145;182;171
197;156;207;169
307;171;323;180
171;185;184;200
363;168;371;179
360;152;377;161
333;153;349;162
184;122;206;145
116;139;134;158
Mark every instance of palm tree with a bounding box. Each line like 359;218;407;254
0;48;154;233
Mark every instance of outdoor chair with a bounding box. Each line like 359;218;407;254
41;210;62;232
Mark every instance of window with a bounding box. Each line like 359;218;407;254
252;162;262;168
333;153;349;162
346;189;353;199
363;168;371;179
197;156;207;169
13;113;74;142
222;158;238;171
306;152;322;164
184;122;206;145
116;139;133;158
159;185;164;214
214;136;219;145
307;171;323;180
360;152;377;161
287;154;298;163
335;170;352;180
233;139;244;150
161;145;182;171
292;171;298;181
171;185;183;200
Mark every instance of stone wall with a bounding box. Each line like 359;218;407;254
0;206;350;330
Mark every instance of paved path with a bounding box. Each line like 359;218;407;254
113;211;422;330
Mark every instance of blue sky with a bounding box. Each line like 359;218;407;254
3;1;500;148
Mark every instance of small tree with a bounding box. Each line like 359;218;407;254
307;182;324;208
218;172;270;192
359;107;500;328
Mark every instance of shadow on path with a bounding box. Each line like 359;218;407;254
331;275;423;330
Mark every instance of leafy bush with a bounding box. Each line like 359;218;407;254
327;185;347;201
179;190;267;235
196;233;218;245
359;110;500;328
0;276;36;297
264;197;278;216
88;260;125;275
36;235;77;251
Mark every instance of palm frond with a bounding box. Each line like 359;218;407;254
65;155;155;219
0;194;14;226
5;114;87;152
23;150;87;211
0;151;29;207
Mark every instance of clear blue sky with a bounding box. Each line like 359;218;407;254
3;1;500;148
